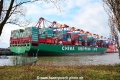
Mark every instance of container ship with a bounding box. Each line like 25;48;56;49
9;17;111;56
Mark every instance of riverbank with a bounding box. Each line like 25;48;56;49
0;52;13;55
0;64;120;80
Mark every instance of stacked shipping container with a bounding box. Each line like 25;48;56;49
10;18;115;49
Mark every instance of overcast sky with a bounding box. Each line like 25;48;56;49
0;0;110;48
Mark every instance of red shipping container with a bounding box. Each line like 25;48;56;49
46;38;53;44
54;38;59;44
18;38;22;44
39;38;46;43
62;40;68;45
74;34;79;38
26;37;31;43
67;41;72;45
12;39;17;44
97;41;100;47
84;35;87;39
74;40;79;45
21;38;26;44
71;34;79;40
82;40;85;46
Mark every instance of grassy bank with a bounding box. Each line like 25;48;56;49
0;64;120;80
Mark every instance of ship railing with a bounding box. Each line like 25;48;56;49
10;43;30;47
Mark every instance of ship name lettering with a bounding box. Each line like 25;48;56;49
78;47;84;51
62;46;74;51
78;47;91;51
93;48;97;51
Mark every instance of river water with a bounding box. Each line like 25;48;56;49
0;53;120;66
0;56;13;66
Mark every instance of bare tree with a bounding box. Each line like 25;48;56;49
0;0;65;36
103;0;120;57
108;16;120;57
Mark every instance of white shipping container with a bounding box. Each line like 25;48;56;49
67;38;71;41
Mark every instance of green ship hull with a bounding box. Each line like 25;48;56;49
10;44;108;56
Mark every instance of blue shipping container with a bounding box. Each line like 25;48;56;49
62;36;67;41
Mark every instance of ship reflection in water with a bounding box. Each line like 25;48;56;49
0;53;120;66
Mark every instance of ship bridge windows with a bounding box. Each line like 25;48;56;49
19;44;21;47
17;44;19;47
12;44;14;47
23;44;26;46
12;44;13;47
21;44;23;46
15;44;17;46
27;44;30;46
10;44;12;47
